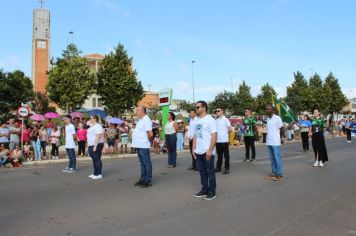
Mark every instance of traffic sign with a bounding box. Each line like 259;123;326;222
159;88;172;106
17;107;29;117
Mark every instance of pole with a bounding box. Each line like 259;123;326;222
21;118;24;158
230;77;233;92
192;61;196;103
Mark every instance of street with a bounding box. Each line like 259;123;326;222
1;138;356;236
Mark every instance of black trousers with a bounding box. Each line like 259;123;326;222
51;143;58;156
189;139;196;168
346;129;352;141
78;140;86;156
262;133;267;143
244;136;256;160
312;132;328;163
216;142;230;170
301;132;309;150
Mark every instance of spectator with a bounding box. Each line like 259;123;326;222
21;124;31;145
129;123;136;154
0;122;10;148
50;126;61;159
30;126;42;161
9;121;21;151
0;144;10;167
119;121;129;154
39;125;48;159
105;124;117;154
176;114;185;151
10;145;22;168
23;141;32;161
76;123;87;157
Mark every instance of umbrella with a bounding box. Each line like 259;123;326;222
109;117;123;125
30;114;45;121
44;112;60;119
88;109;107;119
70;111;83;118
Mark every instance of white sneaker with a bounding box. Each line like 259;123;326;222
88;174;94;178
313;161;319;167
91;175;102;180
319;161;324;167
62;167;69;172
347;141;351;143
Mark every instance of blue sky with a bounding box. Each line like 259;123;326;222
1;0;356;101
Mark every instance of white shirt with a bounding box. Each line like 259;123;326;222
65;124;76;149
194;115;217;155
132;115;152;148
165;121;176;135
87;123;104;146
266;114;283;146
9;126;20;143
216;116;231;143
187;117;197;139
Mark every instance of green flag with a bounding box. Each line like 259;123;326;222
272;95;297;123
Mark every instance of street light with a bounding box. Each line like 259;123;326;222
192;60;196;103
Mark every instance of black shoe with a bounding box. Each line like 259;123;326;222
187;167;194;170
249;159;256;163
215;168;221;173
204;193;216;200
193;191;208;198
140;181;152;188
134;180;144;186
193;168;198;171
243;158;249;162
222;169;230;174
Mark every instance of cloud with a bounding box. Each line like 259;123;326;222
0;55;21;71
176;81;191;93
93;0;130;17
343;88;356;99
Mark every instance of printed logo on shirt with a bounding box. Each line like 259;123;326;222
195;124;203;139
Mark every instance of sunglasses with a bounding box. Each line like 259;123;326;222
195;106;201;110
216;110;221;112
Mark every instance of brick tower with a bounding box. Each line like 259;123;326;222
31;1;50;93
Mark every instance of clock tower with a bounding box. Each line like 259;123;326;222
31;2;50;93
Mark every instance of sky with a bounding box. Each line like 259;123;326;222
1;0;356;102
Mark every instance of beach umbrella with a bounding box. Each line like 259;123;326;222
70;111;83;118
109;117;124;125
30;114;45;121
88;109;107;119
44;112;60;119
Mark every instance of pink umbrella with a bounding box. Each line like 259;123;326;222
44;112;60;119
70;111;83;118
30;114;46;121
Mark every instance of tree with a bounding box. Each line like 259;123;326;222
47;43;95;113
0;69;34;116
234;81;256;115
209;90;235;114
97;43;144;115
323;72;348;114
285;71;309;114
308;73;327;113
31;92;56;114
179;100;195;112
256;83;277;114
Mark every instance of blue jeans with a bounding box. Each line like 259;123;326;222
66;148;76;170
32;140;42;161
136;148;152;183
165;134;177;166
176;132;184;151
88;143;104;175
0;155;8;166
196;153;216;194
267;145;283;176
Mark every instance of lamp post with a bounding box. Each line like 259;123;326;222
192;60;196;103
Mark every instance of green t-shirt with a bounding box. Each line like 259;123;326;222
243;117;257;137
311;118;326;133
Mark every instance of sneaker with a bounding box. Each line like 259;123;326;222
222;169;230;175
347;141;351;143
67;168;76;173
88;174;94;178
319;161;324;167
140;181;152;188
243;158;249;162
134;180;145;186
193;191;208;198
91;175;102;180
215;168;221;173
272;176;283;181
62;167;69;173
264;174;277;180
204;193;216;200
313;161;319;167
187;167;195;170
250;159;256;163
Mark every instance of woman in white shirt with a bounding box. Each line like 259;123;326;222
165;112;178;168
87;115;105;179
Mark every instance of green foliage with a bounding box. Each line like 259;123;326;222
96;43;144;116
256;83;277;114
179;100;195;112
31;92;56;114
234;81;256;115
209;90;235;114
285;71;309;114
323;72;348;113
47;44;95;113
0;69;34;116
308;73;326;112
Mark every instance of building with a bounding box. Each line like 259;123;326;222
31;6;50;93
138;91;159;108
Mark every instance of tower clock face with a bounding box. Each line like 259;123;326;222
37;40;47;49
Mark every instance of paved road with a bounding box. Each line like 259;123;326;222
1;138;356;236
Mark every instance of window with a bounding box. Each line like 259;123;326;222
98;99;103;107
92;98;96;107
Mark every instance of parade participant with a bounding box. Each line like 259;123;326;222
351;118;356;138
242;109;258;163
215;108;232;174
310;110;328;167
299;114;312;152
165;112;178;168
87;115;105;179
63;115;77;173
345;119;352;143
187;110;198;171
132;106;153;188
76;123;87;157
193;101;217;200
264;105;284;181
50;125;60;159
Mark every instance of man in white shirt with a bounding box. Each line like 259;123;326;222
187;110;198;171
63;115;77;173
132;106;153;188
264;105;284;181
215;108;232;174
9;122;21;151
193;101;217;200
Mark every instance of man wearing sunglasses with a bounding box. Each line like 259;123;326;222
192;101;217;200
215;108;232;174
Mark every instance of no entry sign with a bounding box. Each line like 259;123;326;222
17;106;29;117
